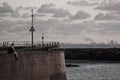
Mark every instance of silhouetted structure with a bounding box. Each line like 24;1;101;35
41;32;44;47
29;9;35;48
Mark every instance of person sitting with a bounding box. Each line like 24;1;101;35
8;43;18;60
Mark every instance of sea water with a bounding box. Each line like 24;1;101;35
66;63;120;80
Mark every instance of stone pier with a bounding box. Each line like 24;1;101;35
0;50;66;80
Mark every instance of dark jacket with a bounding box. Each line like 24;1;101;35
8;45;15;54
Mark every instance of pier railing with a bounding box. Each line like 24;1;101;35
0;41;60;51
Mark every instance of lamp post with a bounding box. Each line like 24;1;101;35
29;9;35;48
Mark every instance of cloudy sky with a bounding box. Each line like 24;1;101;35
0;0;120;44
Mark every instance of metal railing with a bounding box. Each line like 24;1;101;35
0;41;60;51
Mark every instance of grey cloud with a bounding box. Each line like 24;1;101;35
70;11;91;20
33;19;96;42
52;23;82;35
95;0;120;11
0;19;64;41
0;2;13;13
94;13;120;21
11;9;20;18
34;14;46;18
81;21;120;37
18;6;38;10
34;19;64;33
23;7;38;10
115;11;120;15
0;20;17;32
96;22;120;35
22;12;46;19
67;0;98;6
114;11;120;16
0;20;29;41
17;6;24;10
0;13;9;17
53;9;70;18
0;19;96;41
0;19;57;34
1;18;120;42
37;3;55;13
0;3;21;18
22;13;29;18
52;21;97;36
38;3;70;18
84;37;94;42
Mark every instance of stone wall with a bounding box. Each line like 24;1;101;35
0;50;66;80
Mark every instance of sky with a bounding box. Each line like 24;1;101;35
0;0;120;44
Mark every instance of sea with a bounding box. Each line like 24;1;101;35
66;62;120;80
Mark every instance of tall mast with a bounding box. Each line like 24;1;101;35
29;9;35;48
31;9;33;28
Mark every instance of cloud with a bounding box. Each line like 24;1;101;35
0;13;9;17
0;20;30;41
22;13;46;19
11;9;20;18
52;20;97;36
37;3;55;13
96;22;120;35
53;9;70;18
18;6;38;10
67;0;98;6
0;19;96;42
0;18;120;43
0;2;13;13
0;2;21;18
95;0;120;11
0;19;94;37
21;13;29;18
94;13;120;21
0;20;17;32
69;11;91;20
84;37;94;42
38;3;70;18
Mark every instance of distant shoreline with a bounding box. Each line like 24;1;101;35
65;59;120;63
65;48;120;61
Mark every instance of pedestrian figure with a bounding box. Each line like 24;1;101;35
8;43;18;60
